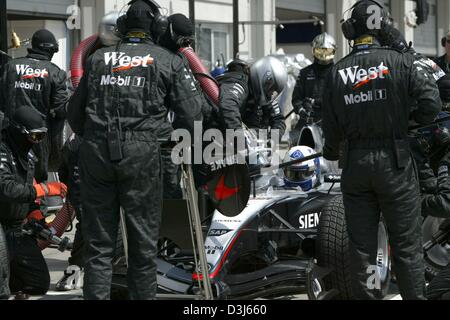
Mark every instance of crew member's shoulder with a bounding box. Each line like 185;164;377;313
0;142;14;166
217;71;248;84
150;43;176;56
153;44;182;63
47;61;68;76
301;63;315;73
5;56;28;67
91;45;113;58
369;46;417;62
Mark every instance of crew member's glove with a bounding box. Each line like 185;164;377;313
34;181;67;199
295;98;314;118
297;107;309;121
439;151;450;169
22;218;55;241
27;209;45;222
314;98;322;108
302;98;314;112
438;76;450;103
439;219;450;232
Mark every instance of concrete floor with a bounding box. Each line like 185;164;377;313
16;224;401;300
9;209;402;300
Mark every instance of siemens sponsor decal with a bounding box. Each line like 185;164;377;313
344;89;387;106
299;212;321;229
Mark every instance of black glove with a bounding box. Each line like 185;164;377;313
49;105;67;119
439;219;450;232
22;219;48;238
439;75;450;103
314;98;322;108
303;98;314;112
441;89;450;104
295;98;314;119
437;129;450;150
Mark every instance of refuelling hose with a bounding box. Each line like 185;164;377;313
70;34;100;88
178;46;220;106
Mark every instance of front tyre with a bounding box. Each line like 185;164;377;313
312;196;391;300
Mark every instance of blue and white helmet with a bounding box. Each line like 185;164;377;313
283;146;321;191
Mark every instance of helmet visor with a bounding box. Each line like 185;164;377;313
262;73;280;104
284;167;315;182
26;128;48;144
313;48;335;63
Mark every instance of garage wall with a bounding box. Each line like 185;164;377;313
277;0;325;14
7;19;68;71
7;0;73;16
414;0;438;56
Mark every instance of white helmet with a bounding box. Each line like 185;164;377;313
99;11;121;46
283;146;321;191
312;32;336;65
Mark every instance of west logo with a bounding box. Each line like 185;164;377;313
16;64;48;79
338;62;389;89
104;52;154;73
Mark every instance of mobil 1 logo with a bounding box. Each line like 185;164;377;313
344;89;387;106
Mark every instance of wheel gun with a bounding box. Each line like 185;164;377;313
22;219;73;252
424;219;450;253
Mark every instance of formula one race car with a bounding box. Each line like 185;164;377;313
111;146;391;300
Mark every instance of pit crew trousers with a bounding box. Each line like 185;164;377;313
80;133;162;300
427;264;450;300
161;148;182;200
0;223;10;299
6;228;50;295
68;206;84;268
341;149;425;300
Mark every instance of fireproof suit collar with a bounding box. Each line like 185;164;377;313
26;48;53;61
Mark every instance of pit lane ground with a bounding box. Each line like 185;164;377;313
13;226;402;301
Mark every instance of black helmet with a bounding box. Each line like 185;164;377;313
378;25;410;52
227;59;250;74
159;14;194;51
8;107;47;145
341;0;392;41
118;0;168;41
123;0;155;34
31;29;59;54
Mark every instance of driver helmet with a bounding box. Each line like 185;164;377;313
99;11;121;46
250;56;288;107
312;32;336;65
283;146;321;191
